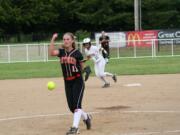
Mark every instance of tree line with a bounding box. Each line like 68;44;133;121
0;0;179;42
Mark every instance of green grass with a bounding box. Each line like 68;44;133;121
107;57;180;75
0;57;180;80
0;62;62;80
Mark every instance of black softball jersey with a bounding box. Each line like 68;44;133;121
57;48;85;112
58;48;83;80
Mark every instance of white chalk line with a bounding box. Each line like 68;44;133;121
1;110;180;122
0;113;70;122
119;110;180;113
119;130;180;135
0;111;99;122
0;110;180;135
124;83;142;87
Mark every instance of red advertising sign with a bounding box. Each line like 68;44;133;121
126;30;159;47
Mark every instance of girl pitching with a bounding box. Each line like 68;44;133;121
49;33;91;135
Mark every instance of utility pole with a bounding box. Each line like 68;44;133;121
134;0;142;31
139;0;142;30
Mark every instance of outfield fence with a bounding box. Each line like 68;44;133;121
0;39;180;63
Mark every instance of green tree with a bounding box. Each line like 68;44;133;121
0;0;58;34
0;0;180;38
76;0;134;31
142;0;180;29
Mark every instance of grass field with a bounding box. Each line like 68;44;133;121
0;57;180;80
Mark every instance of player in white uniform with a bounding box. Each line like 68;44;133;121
82;38;117;88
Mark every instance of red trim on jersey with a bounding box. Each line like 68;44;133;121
65;74;81;81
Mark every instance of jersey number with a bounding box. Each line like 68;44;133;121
72;65;78;72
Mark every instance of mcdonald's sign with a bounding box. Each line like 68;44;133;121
126;30;158;47
127;32;142;47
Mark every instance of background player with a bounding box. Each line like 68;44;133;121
49;33;91;135
99;31;110;63
82;38;117;88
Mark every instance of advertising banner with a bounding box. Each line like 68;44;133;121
95;32;126;48
158;30;180;45
126;30;158;47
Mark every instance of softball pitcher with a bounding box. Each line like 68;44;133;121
82;38;117;88
49;33;91;135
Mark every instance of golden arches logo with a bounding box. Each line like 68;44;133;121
127;33;141;46
127;33;141;41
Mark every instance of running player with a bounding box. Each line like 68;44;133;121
99;31;110;64
49;33;91;135
82;37;117;88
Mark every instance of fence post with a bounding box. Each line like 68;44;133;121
117;41;120;58
133;40;137;58
26;44;29;62
153;39;156;57
171;39;174;56
46;44;49;62
8;45;10;63
43;43;46;62
151;40;154;58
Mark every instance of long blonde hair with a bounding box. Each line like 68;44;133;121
63;32;76;49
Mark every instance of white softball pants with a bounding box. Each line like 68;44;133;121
94;59;106;78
